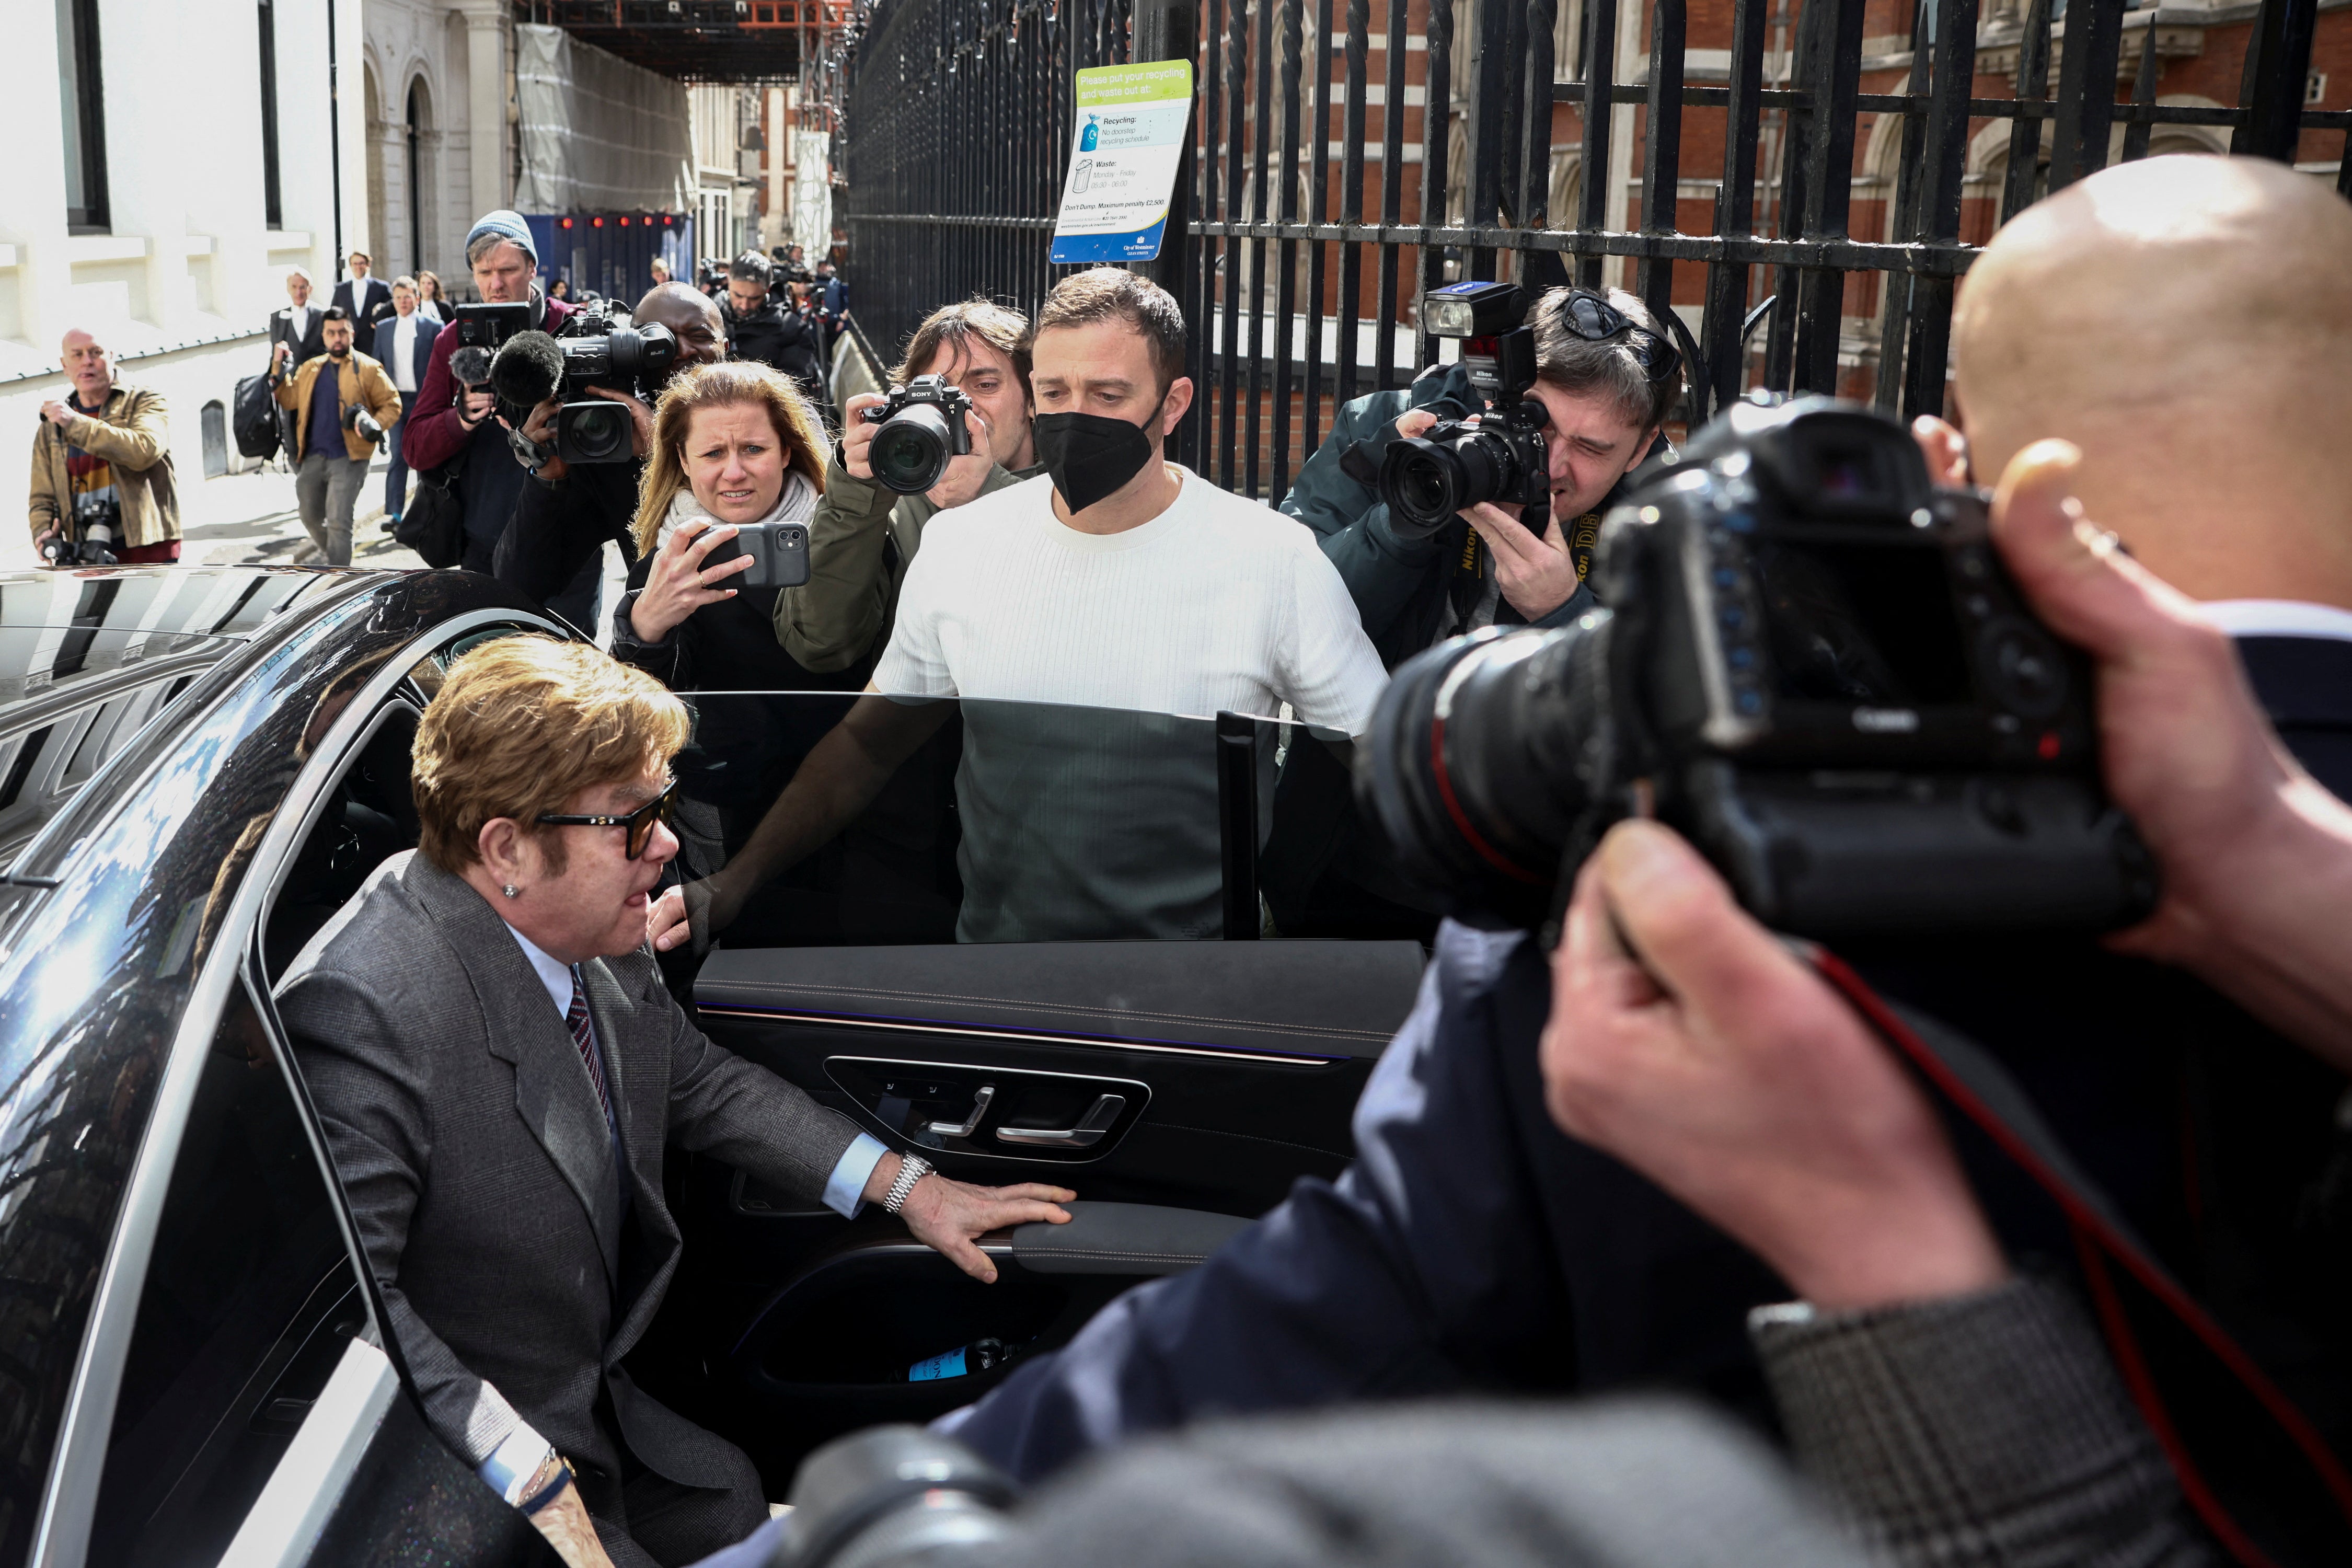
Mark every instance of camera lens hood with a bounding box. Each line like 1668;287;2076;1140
869;402;955;495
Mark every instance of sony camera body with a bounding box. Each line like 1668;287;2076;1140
487;308;680;466
43;491;121;567
698;519;811;591
862;374;974;495
1376;281;1551;536
1359;396;2157;938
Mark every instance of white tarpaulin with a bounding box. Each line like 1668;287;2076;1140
793;129;834;257
514;24;694;214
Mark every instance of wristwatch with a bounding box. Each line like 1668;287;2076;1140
883;1151;932;1215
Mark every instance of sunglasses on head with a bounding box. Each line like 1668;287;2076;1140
537;779;682;860
1555;290;1682;385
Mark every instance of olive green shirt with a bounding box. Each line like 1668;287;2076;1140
774;457;1038;674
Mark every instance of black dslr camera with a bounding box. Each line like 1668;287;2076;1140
487;306;680;465
1375;281;1550;535
862;374;974;494
42;492;121;567
1358;396;2158;937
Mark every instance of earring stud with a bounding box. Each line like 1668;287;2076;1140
502;884;520;898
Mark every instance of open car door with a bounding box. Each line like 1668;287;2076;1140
633;689;1429;1483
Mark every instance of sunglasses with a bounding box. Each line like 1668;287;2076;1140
1555;290;1682;385
537;780;682;860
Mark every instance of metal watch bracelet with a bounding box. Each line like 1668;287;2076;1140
883;1152;932;1215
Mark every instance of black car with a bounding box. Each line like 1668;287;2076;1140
2;567;1423;1567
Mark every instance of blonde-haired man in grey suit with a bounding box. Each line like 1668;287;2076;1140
280;636;1071;1568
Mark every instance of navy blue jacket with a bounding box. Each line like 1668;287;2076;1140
372;312;441;395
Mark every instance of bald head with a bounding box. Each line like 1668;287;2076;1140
1953;155;2352;605
636;282;728;382
60;328;113;400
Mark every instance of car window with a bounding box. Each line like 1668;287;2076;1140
84;981;370;1568
670;691;1422;946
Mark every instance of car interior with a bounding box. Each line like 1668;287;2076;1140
245;630;1431;1492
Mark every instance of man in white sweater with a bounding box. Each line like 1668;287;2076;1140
871;269;1386;725
651;269;1387;946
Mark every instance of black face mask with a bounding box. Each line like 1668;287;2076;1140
1033;410;1158;513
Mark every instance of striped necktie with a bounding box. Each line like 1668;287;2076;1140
565;967;617;1138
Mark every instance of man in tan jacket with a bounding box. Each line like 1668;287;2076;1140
30;327;180;566
273;305;403;566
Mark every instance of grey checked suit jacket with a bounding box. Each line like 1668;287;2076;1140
278;850;862;1505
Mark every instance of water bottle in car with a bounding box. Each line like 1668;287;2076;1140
903;1338;1009;1382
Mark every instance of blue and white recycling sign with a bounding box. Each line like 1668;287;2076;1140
1049;60;1195;264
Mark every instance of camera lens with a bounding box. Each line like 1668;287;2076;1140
608;324;678;379
1387;446;1462;528
870;403;953;494
1357;620;1610;926
564;401;632;464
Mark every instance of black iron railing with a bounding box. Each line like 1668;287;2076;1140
831;0;2349;497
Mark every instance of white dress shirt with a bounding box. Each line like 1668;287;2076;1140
389;313;421;393
284;302;313;344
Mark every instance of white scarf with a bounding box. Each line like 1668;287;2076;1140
657;469;818;554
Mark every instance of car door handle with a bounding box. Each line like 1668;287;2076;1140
925;1084;995;1140
995;1094;1127;1149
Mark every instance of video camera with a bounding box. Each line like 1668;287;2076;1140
1373;280;1551;537
862;375;974;495
1357;395;2159;938
487;305;679;466
42;492;121;568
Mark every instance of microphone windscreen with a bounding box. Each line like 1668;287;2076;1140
450;346;493;388
489;331;566;407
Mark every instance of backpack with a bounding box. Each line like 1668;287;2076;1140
393;443;468;569
232;374;280;460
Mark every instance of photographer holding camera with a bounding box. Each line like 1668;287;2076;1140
490;282;731;633
400;210;582;572
30;327;179;568
774;297;1040;675
1284;283;1679;666
269;306;402;567
720;251;826;409
1262;283;1684;938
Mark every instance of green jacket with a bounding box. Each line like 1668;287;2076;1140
774;457;1037;674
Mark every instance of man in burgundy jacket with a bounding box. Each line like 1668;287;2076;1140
403;210;580;573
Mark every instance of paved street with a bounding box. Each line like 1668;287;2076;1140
172;452;430;571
